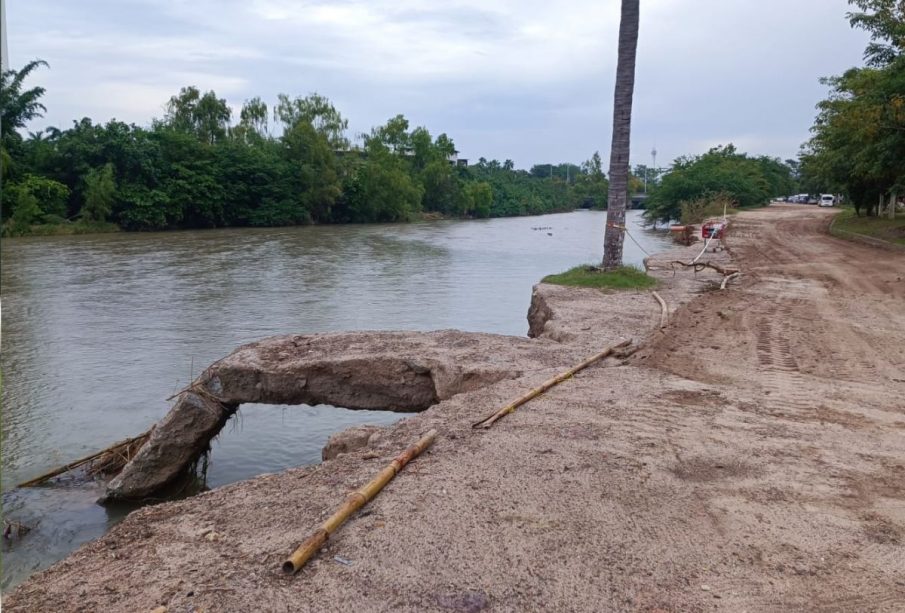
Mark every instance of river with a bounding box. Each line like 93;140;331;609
0;209;669;590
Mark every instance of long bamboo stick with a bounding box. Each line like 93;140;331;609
16;430;152;488
282;429;438;574
471;339;631;429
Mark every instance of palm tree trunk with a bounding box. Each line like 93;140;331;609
602;0;641;270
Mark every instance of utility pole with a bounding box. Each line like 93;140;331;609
650;146;657;189
1;0;9;72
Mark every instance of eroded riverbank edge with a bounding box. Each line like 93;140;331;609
5;236;733;610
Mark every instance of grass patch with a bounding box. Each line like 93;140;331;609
542;265;657;290
831;209;905;246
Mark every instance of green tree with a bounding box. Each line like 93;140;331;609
366;115;411;154
82;163;116;222
0;65;602;233
164;86;231;145
1;60;49;144
17;174;70;219
573;151;609;209
847;0;905;67
237;96;269;141
157;130;225;227
801;2;904;217
117;185;179;230
644;145;786;224
281;121;341;222
274;93;349;149
421;159;466;215
602;0;640;270
208;139;292;226
465;181;493;218
337;150;422;223
2;185;42;235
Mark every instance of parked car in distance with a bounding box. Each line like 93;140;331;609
819;194;835;207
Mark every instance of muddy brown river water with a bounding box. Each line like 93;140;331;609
0;210;668;590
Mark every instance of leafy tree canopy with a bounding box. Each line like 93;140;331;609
644;145;795;224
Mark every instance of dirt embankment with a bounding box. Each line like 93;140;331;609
6;205;905;612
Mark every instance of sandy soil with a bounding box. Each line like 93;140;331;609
5;204;904;612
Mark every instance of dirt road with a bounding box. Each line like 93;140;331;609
636;204;905;610
6;204;904;611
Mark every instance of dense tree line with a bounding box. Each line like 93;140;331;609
800;0;904;217
643;145;797;224
0;65;611;236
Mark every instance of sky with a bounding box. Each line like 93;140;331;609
6;0;872;170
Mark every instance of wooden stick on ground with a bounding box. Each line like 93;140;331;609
16;430;152;488
471;339;632;429
651;291;669;328
282;429;438;575
720;271;741;290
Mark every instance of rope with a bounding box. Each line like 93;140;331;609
607;221;652;256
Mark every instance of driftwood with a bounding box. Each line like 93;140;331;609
472;339;632;429
16;429;152;488
282;429;438;574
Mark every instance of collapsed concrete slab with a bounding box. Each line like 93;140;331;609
103;391;235;503
101;329;572;502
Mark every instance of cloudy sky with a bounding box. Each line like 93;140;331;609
7;0;871;169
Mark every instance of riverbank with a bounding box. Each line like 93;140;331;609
4;206;588;238
0;209;668;590
6;204;905;611
2;220;120;237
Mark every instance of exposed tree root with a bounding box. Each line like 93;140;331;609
669;260;738;276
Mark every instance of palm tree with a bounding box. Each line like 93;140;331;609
601;0;640;270
1;59;49;142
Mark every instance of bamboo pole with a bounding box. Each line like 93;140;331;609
16;430;151;488
651;291;668;328
282;429;438;574
471;339;631;429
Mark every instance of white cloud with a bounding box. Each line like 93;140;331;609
7;0;872;166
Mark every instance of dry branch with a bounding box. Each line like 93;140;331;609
669;260;738;276
16;429;152;488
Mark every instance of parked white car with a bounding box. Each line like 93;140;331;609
819;194;835;207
